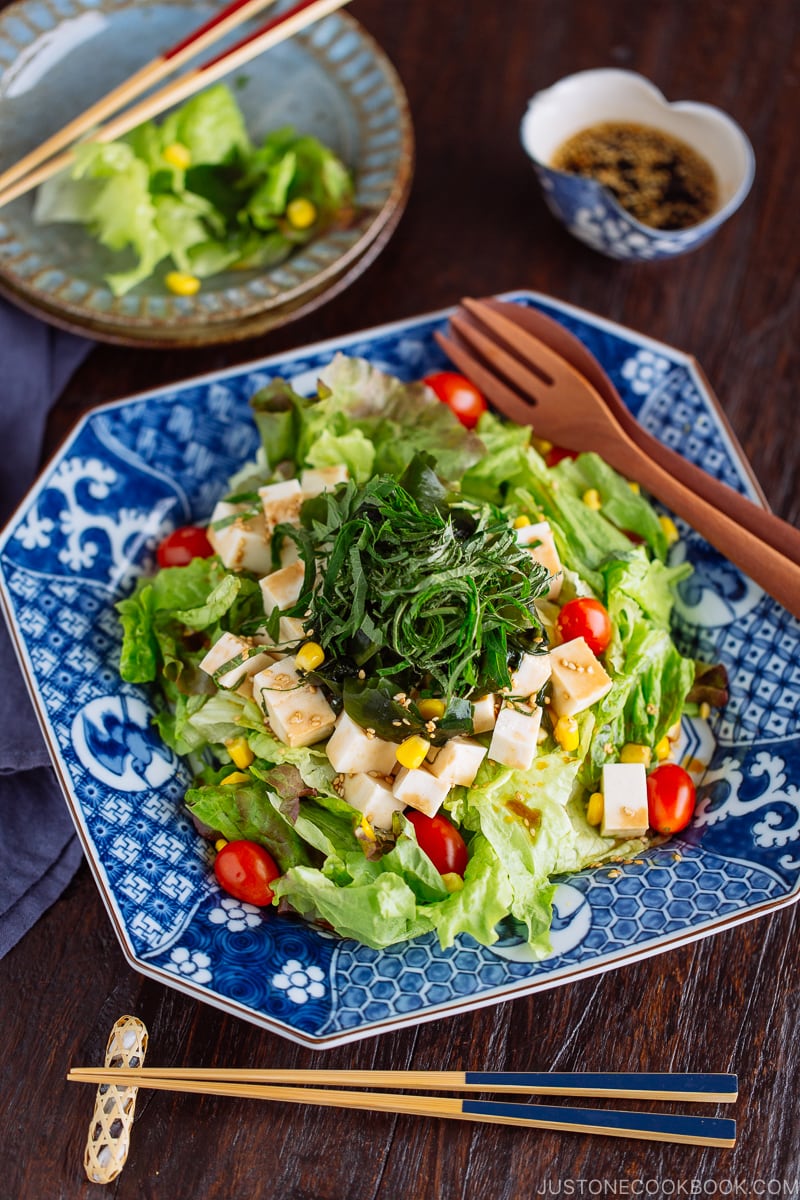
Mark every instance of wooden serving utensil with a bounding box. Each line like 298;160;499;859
435;299;800;619
478;296;800;564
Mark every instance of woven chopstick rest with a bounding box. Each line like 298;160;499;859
83;1015;148;1184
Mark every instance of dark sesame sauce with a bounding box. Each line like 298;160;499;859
551;121;718;231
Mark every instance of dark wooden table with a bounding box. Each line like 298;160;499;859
3;1;799;1196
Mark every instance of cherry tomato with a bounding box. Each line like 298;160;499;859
405;810;468;877
214;840;280;906
157;525;214;568
556;597;613;656
646;764;697;835
423;371;487;429
545;445;579;468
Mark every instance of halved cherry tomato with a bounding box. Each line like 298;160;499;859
214;840;280;906
556;597;612;656
157;525;214;568
646;764;697;835
423;371;487;429
405;810;468;877
545;445;579;468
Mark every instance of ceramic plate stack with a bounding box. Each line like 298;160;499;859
0;0;413;346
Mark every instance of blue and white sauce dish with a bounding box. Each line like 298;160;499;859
520;69;755;261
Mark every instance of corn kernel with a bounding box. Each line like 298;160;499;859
586;792;604;826
655;736;671;761
296;641;325;672
214;838;228;852
165;270;201;297
628;480;641;494
513;514;531;529
286;197;317;229
396;735;430;770
531;436;553;456
620;742;652;766
554;715;580;752
418;697;446;720
225;736;254;769
442;872;464;893
582;488;602;511
659;515;680;546
699;701;711;720
357;814;376;844
220;770;250;786
163;141;192;169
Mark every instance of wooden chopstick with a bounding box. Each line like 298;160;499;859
68;1067;738;1103
0;0;351;211
0;0;282;198
67;1072;737;1147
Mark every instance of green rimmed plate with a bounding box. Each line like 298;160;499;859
0;0;413;346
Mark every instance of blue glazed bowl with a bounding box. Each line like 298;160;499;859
520;69;755;261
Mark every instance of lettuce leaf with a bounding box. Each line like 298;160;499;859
35;85;353;295
185;779;313;872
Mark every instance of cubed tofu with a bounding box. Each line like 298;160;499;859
277;535;300;567
392;766;451;817
471;694;498;734
548;637;613;717
488;705;543;771
255;615;307;653
343;773;405;830
601;762;650;838
516;520;563;599
300;465;349;497
277;616;306;645
199;632;275;689
259;561;306;615
207;501;272;576
252;656;336;748
511;651;551;698
326;712;398;776
258;479;303;533
427;737;487;787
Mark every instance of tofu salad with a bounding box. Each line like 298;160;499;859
117;353;720;954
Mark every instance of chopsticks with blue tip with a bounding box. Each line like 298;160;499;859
67;1069;738;1147
0;0;352;210
68;1066;738;1103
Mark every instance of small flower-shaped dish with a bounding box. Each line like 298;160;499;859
520;68;755;260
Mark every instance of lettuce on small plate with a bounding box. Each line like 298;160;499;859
1;291;798;1048
0;0;412;347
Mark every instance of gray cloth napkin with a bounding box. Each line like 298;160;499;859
0;298;92;956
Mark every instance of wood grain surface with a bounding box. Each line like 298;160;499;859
2;1;799;1196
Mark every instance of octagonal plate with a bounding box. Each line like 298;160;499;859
1;291;799;1046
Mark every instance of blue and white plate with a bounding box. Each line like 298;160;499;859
2;292;798;1047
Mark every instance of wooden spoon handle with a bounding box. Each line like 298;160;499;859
485;298;800;563
615;418;800;563
601;439;800;619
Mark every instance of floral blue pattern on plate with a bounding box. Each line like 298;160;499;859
1;291;798;1046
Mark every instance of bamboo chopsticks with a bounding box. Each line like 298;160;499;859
67;1068;738;1148
0;0;352;211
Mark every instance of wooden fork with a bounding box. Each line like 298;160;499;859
436;299;800;619
477;297;800;565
